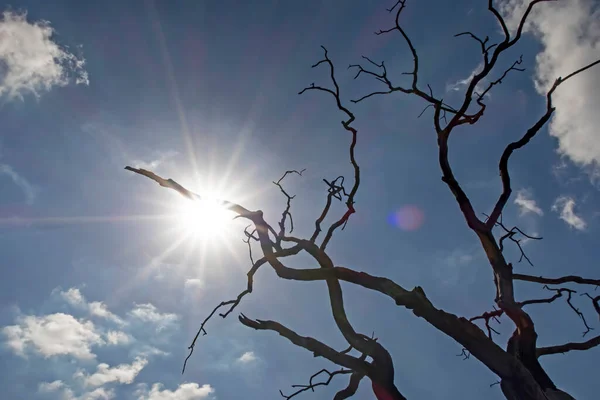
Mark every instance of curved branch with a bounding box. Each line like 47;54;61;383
486;58;600;228
299;46;360;250
239;314;372;375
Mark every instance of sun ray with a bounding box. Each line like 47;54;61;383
0;214;174;227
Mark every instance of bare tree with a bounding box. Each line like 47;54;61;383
126;1;600;399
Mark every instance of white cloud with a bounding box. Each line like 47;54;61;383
236;351;257;364
2;313;103;359
76;388;115;400
184;278;203;290
446;61;488;97
60;287;86;307
128;304;179;332
39;382;115;400
133;345;169;358
57;287;124;325
105;330;132;345
0;163;37;204
89;302;123;325
136;383;214;400
76;357;147;387
514;188;544;216
0;11;88;100
552;195;587;230
39;380;65;393
500;0;600;172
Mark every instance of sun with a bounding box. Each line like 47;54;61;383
174;194;234;240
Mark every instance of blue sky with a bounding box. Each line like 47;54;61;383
0;0;599;399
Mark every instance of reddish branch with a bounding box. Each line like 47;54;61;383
471;286;595;340
127;1;600;399
347;0;599;397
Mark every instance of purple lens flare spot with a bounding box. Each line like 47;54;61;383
388;205;425;231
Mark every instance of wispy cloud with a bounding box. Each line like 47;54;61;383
105;330;132;346
184;278;203;291
514;188;544;216
0;163;37;204
128;303;179;332
129;150;179;172
236;351;257;364
552;195;587;231
500;0;600;175
430;248;478;287
446;62;487;96
57;287;124;326
38;380;66;393
0;11;88;100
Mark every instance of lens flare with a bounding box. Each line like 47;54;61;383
388;205;424;231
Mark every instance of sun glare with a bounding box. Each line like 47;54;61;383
175;195;233;240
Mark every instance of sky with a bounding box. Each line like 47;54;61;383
0;0;599;399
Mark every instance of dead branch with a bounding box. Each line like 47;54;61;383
182;245;302;373
582;293;600;319
483;212;542;266
239;314;373;375
537;335;600;357
279;368;352;399
273;168;305;246
513;274;600;287
299;46;360;250
486;58;600;229
471;286;594;340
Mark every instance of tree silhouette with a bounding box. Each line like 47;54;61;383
127;1;600;399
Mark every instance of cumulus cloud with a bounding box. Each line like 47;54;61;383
75;357;147;387
136;383;214;400
500;0;600;172
552;195;587;230
514;188;544;216
236;351;257;364
128;304;179;332
4;287;187;400
42;385;115;400
60;287;86;306
74;388;115;400
0;11;88;100
2;313;103;359
0;163;37;204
